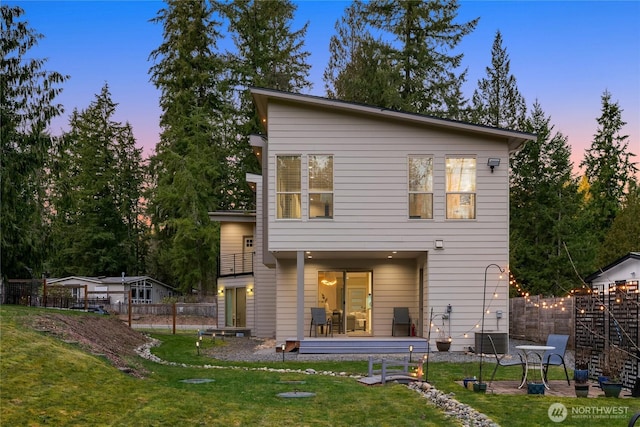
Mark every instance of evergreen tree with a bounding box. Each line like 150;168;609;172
510;101;581;295
215;0;312;209
596;180;640;266
324;0;477;118
148;0;225;293
324;1;403;108
49;84;145;277
470;30;526;130
580;91;638;235
1;5;67;280
219;0;310;93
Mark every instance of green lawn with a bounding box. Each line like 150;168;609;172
1;305;638;426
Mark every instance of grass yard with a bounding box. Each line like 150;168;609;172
1;305;638;426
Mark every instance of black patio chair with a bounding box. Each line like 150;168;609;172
310;307;332;337
392;307;411;336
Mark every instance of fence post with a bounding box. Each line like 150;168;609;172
42;275;47;308
172;303;176;335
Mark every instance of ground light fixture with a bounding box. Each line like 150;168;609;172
409;345;413;363
196;340;200;355
281;343;286;362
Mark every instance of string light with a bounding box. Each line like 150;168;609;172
433;268;639;344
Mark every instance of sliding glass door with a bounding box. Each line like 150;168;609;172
225;287;246;327
318;270;372;335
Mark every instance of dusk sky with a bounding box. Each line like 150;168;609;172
9;1;640;175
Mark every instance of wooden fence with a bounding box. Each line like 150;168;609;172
111;302;216;318
509;296;575;348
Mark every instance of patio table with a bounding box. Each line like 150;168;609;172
515;345;555;389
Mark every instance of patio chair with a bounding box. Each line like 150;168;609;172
392;307;411;336
331;310;343;333
488;334;525;387
541;334;570;385
310;307;332;337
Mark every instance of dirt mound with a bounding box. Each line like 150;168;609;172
25;312;150;377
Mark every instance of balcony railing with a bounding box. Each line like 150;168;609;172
218;252;254;277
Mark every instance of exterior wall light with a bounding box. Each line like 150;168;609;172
487;158;500;173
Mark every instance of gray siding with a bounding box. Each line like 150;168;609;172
220;223;253;257
266;102;509;253
250;174;277;338
264;101;511;351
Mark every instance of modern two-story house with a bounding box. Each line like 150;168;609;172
211;88;535;353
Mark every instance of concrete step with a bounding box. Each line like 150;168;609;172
297;338;429;354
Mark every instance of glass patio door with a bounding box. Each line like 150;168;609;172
345;271;372;335
318;271;344;333
318;270;372;335
225;287;246;327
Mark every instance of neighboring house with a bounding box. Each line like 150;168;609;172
212;88;535;352
584;252;640;288
47;276;176;306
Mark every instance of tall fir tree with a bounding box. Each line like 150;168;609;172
580;91;638;235
324;1;403;109
1;5;67;280
470;30;527;130
510;101;581;295
215;0;312;209
219;0;310;93
49;84;145;277
324;0;477;118
148;0;226;293
596;180;640;266
325;0;478;119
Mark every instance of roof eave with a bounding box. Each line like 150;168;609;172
250;87;535;148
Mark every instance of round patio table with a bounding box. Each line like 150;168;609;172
515;345;555;389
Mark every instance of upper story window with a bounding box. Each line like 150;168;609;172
308;155;333;219
408;156;433;219
276;155;301;219
446;157;476;219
